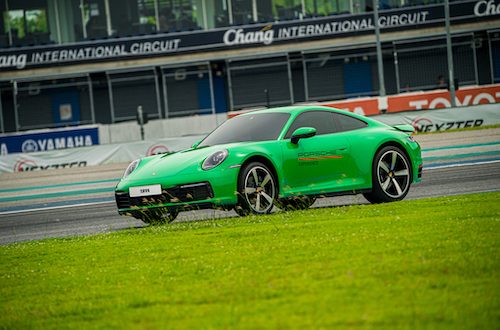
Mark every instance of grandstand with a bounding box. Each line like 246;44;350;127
0;0;499;133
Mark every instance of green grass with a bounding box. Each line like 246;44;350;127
1;193;499;329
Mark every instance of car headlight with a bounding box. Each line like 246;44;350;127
123;159;140;178
202;150;228;170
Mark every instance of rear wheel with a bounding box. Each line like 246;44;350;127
130;208;179;224
235;162;277;216
364;146;412;203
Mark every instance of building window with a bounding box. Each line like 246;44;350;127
211;0;230;28
83;0;108;39
273;0;303;21
231;0;253;24
305;0;351;16
109;0;157;37
2;0;51;46
157;0;202;33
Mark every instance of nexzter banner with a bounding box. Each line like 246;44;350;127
0;135;202;173
0;0;498;71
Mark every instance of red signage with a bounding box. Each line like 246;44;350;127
227;84;500;118
387;85;500;112
319;97;380;116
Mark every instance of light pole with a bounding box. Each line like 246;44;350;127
444;0;457;107
373;0;386;99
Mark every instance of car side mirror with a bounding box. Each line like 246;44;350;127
291;127;317;144
192;140;202;149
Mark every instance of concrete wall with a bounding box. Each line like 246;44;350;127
98;113;228;144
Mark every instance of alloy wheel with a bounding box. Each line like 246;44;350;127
243;166;276;213
377;150;410;198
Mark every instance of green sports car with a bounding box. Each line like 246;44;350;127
115;106;423;224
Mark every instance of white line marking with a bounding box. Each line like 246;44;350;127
425;159;500;171
0;201;115;216
2;160;499;216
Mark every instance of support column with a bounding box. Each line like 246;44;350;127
0;88;4;133
13;81;19;132
153;68;162;119
208;63;216;115
226;60;234;110
373;0;386;98
287;56;295;105
444;0;456;107
87;74;96;124
106;73;115;123
104;0;112;36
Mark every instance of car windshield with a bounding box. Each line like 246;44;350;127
198;112;290;147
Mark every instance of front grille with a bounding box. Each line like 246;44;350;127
115;182;214;209
115;191;131;209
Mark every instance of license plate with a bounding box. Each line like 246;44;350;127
129;185;162;197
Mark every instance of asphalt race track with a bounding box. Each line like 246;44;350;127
1;161;499;245
1;127;500;245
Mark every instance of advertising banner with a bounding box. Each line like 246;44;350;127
321;97;380;116
1;104;498;173
386;85;500;112
0;135;203;173
0;126;99;156
0;0;498;72
316;84;500;115
375;103;500;132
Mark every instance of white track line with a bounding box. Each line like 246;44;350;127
425;159;500;170
2;159;499;216
0;201;115;216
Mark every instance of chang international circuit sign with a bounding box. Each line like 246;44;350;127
0;0;498;71
223;11;431;46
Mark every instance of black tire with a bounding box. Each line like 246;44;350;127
363;145;412;203
131;208;179;225
276;196;316;211
235;162;277;216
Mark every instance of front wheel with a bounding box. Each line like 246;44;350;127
235;162;277;216
130;208;179;225
363;146;412;203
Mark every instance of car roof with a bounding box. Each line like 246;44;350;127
239;105;343;115
237;105;386;129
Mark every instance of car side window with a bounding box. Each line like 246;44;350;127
284;111;336;139
334;113;368;132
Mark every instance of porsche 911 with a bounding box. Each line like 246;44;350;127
115;106;422;223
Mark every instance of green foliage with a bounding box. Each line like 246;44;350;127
26;10;48;33
1;192;499;329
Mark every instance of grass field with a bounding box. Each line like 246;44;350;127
1;192;499;329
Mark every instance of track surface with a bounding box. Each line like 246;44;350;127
1;162;499;245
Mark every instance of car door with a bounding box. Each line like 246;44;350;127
280;111;354;195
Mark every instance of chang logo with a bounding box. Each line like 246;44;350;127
0;54;27;69
474;0;500;16
223;26;274;46
21;139;38;153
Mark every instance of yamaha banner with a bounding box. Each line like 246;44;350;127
0;126;99;155
0;135;202;173
0;0;498;72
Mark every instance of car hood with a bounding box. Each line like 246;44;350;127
123;145;229;182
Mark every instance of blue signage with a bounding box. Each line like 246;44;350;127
0;126;99;155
